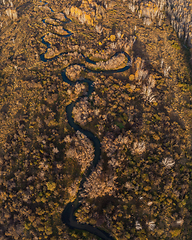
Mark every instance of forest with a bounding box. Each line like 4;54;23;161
0;0;192;239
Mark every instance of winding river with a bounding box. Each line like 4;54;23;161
39;2;131;239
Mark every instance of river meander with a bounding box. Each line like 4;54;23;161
39;2;131;239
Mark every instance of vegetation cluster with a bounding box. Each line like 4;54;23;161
0;0;192;239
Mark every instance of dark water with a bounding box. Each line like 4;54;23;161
39;3;131;239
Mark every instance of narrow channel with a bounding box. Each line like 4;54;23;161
39;2;131;239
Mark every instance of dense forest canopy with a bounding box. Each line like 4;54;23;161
0;0;192;239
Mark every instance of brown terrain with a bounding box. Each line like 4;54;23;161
0;0;192;239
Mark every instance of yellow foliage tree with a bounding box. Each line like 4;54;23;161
110;35;116;42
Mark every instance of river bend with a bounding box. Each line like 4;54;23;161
39;2;131;239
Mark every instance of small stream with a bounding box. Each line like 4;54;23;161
39;2;131;239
